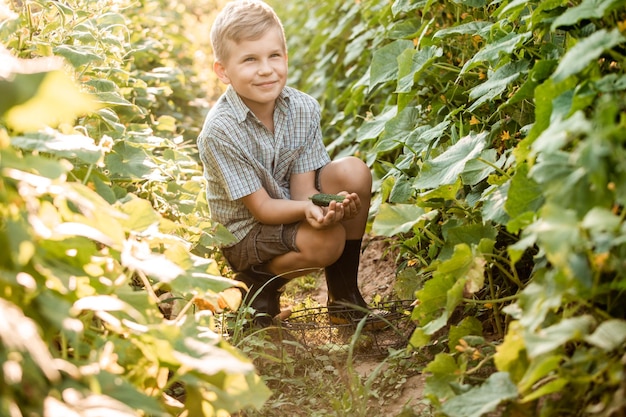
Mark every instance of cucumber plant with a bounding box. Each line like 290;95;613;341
280;0;626;414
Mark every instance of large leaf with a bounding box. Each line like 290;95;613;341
371;203;430;236
369;39;414;89
11;130;104;164
552;29;625;83
585;319;626;352
5;70;100;132
551;0;623;30
440;372;518;417
414;132;487;190
460;32;532;74
524;315;594;358
468;60;529;111
397;46;443;93
53;44;104;68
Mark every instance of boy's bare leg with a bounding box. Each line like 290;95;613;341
265;156;371;279
266;222;345;279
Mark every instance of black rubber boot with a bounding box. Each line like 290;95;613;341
325;240;387;330
236;266;286;328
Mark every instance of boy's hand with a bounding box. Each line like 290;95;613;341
305;192;360;228
339;192;361;220
305;199;343;228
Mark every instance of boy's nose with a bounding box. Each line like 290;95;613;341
257;60;272;75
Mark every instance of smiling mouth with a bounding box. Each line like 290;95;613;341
256;81;277;87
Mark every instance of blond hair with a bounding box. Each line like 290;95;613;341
210;0;287;63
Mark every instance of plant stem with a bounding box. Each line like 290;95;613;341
463;294;519;305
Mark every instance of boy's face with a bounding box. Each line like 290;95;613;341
214;27;288;114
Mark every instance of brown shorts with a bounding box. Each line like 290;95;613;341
221;222;300;272
222;166;325;272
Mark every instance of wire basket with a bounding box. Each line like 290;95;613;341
279;300;416;357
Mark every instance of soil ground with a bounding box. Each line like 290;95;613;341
281;235;429;417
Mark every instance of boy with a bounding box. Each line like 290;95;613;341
197;0;380;328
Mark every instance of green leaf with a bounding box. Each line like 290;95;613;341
522;204;581;261
369;39;414;89
5;70;100;132
375;106;421;152
517;353;565;394
424;353;461;400
552;29;625;83
433;21;492;38
551;0;623;31
405;120;451;156
356;106;397;142
585;319;626;351
414;132;488;190
73;295;145;323
460;149;500;186
441;223;497;260
448;316;483;352
524;315;594;358
105;142;160;180
460;32;532;74
468;60;529;111
11;131;104;164
397;46;443;93
494;321;529;382
118;197;161;232
505;163;544;220
53;45;103;68
520;378;568;403
531;111;592;155
121;240;184;283
0;71;47;115
440;372;518;417
371;203;429;236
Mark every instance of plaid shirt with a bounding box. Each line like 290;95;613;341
197;85;330;243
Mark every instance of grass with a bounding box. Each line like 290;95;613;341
224;276;432;417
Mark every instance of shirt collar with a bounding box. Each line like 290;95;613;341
225;85;291;124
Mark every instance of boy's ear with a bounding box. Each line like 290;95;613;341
213;61;231;84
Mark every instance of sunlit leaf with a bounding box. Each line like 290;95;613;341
371;203;426;236
11;130;104;164
5;70;100;132
53;44;103;68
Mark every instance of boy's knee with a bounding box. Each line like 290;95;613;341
324;157;372;191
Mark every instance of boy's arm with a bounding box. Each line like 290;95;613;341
290;170;361;221
289;171;318;201
241;185;345;228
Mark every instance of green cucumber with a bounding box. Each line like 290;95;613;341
309;193;346;207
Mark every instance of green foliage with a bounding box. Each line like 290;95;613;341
0;0;268;415
280;0;626;414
